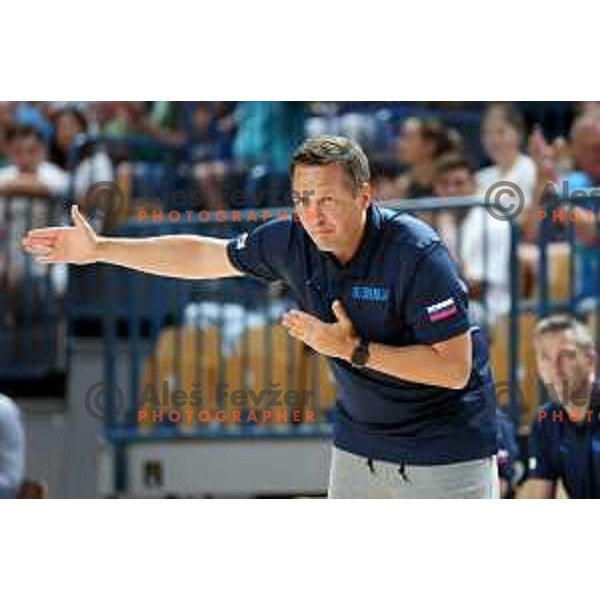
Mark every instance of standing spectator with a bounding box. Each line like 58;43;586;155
49;106;113;198
394;116;462;199
0;393;25;499
477;103;536;223
433;153;511;328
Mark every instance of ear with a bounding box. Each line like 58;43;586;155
358;181;372;208
587;349;597;374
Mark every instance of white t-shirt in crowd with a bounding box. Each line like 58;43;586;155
476;153;537;208
0;162;69;287
0;161;69;196
459;205;512;327
73;152;113;197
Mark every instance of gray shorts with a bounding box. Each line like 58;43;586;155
328;446;499;499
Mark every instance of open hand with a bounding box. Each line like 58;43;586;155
21;205;99;265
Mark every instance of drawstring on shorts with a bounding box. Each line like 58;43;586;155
398;461;410;483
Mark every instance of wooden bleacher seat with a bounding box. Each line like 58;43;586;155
489;311;539;432
300;350;337;423
240;324;305;423
519;242;572;302
139;326;222;430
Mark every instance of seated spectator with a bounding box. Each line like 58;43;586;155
433;153;511;328
142;101;186;146
0;101;13;167
0;124;69;289
0;393;25;499
187;102;228;210
49;106;113;197
519;315;599;499
100;101;147;137
394;116;462;199
233;101;306;171
0;124;68;197
14;102;53;144
477;102;536;231
529;114;600;300
369;160;399;203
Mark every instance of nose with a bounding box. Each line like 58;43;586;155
555;355;569;378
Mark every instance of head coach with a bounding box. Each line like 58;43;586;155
22;135;499;499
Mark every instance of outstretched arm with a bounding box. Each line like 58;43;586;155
21;205;243;280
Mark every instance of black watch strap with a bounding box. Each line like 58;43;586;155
350;338;370;368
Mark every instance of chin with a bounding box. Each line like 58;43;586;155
310;233;335;250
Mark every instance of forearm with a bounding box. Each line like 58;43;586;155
0;180;52;198
363;339;471;389
95;234;241;279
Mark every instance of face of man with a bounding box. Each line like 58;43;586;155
572;122;600;183
433;167;475;198
534;329;595;406
291;163;370;263
9;134;43;173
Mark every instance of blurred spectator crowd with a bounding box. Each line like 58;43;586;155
0;102;598;340
1;101;598;322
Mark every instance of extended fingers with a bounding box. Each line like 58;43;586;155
22;238;55;256
281;310;317;341
281;312;304;337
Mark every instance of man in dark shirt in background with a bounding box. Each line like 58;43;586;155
521;315;600;499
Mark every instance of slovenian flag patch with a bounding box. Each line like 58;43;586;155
426;297;458;322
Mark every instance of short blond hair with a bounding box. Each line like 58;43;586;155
534;314;595;353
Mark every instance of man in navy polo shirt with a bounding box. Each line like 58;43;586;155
521;314;600;499
22;135;498;498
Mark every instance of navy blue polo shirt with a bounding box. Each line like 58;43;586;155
226;202;497;465
529;389;600;498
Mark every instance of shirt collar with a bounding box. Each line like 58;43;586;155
321;201;383;278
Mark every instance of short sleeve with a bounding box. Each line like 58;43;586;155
226;218;292;283
404;243;471;344
39;163;69;196
527;410;559;481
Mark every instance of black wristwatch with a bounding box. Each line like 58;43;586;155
350;338;370;369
